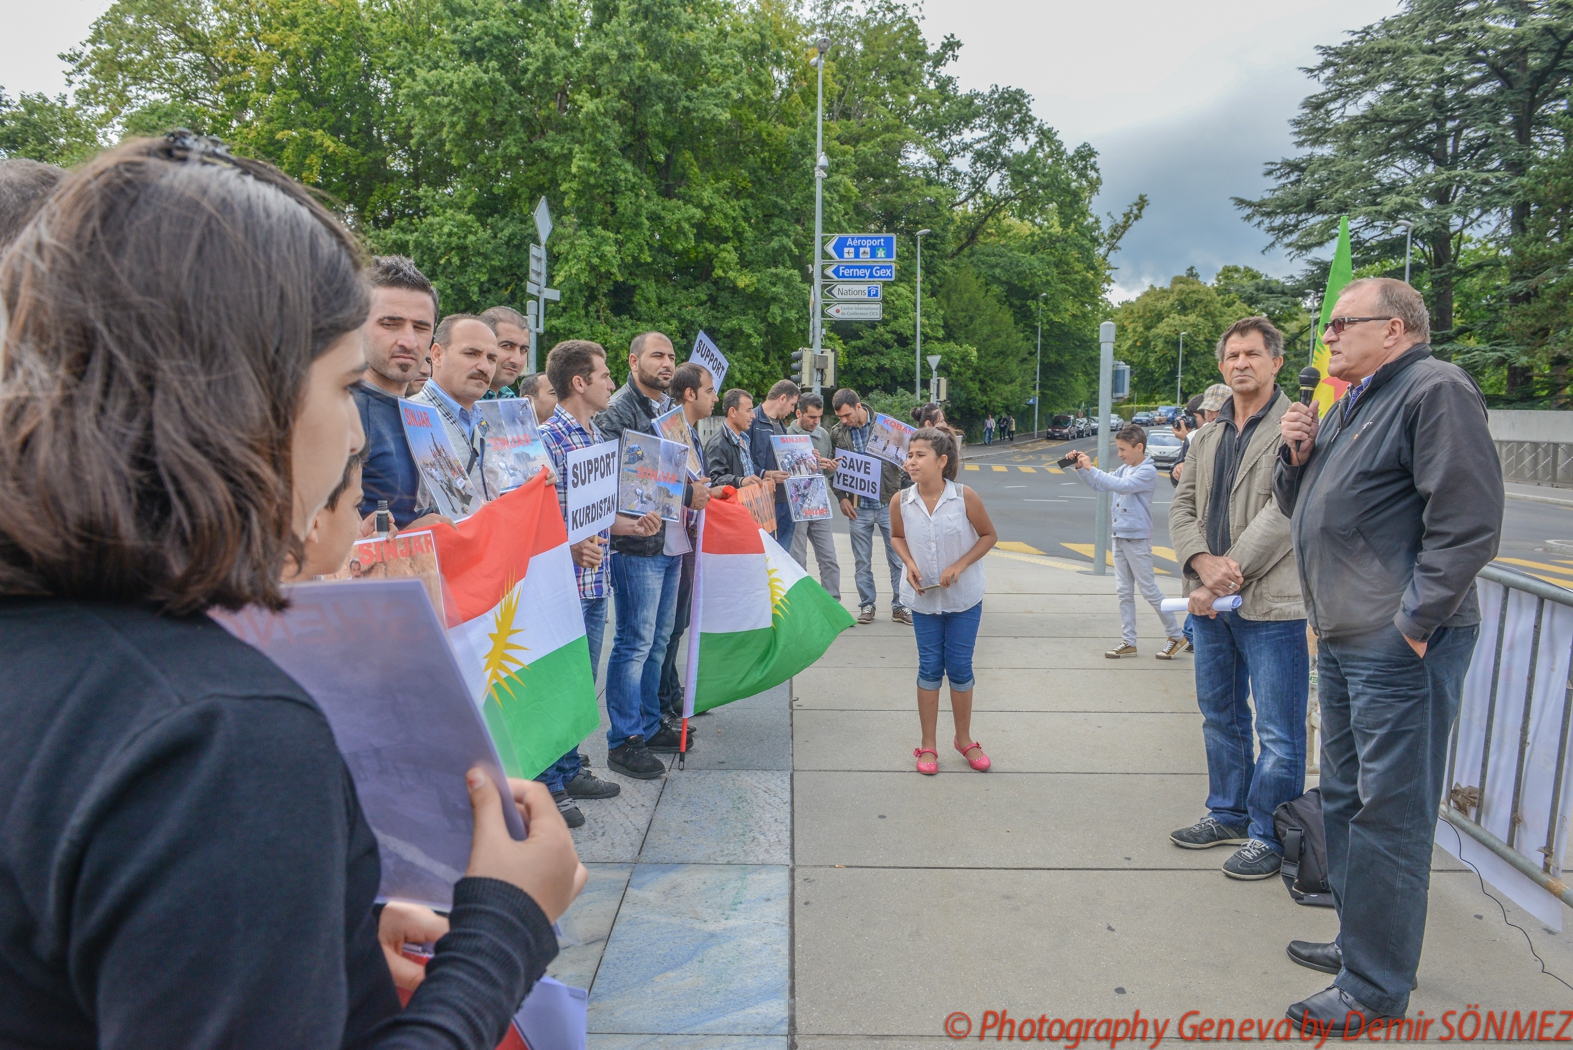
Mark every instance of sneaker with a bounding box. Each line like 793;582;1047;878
646;722;695;753
893;607;913;626
565;770;621;800
1223;839;1283;880
857;606;876;625
607;736;666;779
552;790;585;829
1105;643;1137;659
1183;640;1193;653
1170;816;1250;849
1155;638;1185;660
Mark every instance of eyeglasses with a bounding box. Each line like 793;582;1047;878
1325;316;1394;335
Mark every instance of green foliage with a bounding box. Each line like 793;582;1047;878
0;90;99;165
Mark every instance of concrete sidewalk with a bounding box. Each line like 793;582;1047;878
552;533;1573;1048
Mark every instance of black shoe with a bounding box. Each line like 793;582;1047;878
646;722;694;753
607;736;666;779
1223;839;1283;880
551;790;585;828
1287;942;1418;988
1170;816;1250;849
565;770;621;800
1287;986;1402;1027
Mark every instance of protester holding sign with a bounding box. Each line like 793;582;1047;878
788;393;842;600
830;388;910;626
657;362;720;721
747;379;802;551
411;313;502;503
705;388;762;489
0;135;580;1048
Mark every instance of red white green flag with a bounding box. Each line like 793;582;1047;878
682;491;855;722
431;473;599;779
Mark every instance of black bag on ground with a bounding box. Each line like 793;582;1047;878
1273;788;1336;907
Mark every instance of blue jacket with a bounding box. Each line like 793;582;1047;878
747;405;790;505
353;383;424;527
1073;458;1159;539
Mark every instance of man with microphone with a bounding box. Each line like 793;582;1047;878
1274;278;1503;1028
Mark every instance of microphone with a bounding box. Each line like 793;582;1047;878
1298;366;1322;405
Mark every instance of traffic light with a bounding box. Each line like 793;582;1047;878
934;376;948;402
790;348;811;388
813;351;836;389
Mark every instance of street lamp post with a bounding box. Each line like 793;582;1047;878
1397;219;1414;284
811;37;830;358
1176;331;1187;406
915;228;931;399
1034;292;1045;437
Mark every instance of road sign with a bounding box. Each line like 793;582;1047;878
823;262;895;282
533;197;553;243
825;284;882;301
927;354;941;373
825;233;895;260
824;302;883;320
528;244;544;285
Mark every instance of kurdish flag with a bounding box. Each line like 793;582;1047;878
683;490;856;717
1309;215;1355;418
431;473;599;779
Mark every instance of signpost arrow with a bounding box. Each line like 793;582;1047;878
825;283;882;301
824;302;883;320
824;262;895;282
824;233;896;260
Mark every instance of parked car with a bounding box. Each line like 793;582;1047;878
1109;413;1124;429
1133;411;1155;426
1145;428;1185;469
1045;414;1078;440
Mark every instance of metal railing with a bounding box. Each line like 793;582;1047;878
1496;439;1573;488
1442;563;1573;909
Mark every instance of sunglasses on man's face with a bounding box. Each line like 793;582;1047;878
1325;316;1394;336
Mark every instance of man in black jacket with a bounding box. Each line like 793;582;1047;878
1274;278;1503;1027
593;331;708;778
748;379;801;551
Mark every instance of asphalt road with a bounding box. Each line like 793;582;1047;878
812;431;1573;588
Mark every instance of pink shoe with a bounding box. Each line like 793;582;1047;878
954;738;991;771
913;747;938;775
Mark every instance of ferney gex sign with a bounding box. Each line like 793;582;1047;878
834;450;881;501
565;439;619;542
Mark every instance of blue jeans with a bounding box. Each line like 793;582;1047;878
773;501;796;554
1191;612;1309;852
912;602;982;690
850;499;904;611
1320;623;1477;1017
537;594;608;792
606;553;681;748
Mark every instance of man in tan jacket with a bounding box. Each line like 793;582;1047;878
1167;316;1308;881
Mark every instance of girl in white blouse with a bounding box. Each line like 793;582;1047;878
889;428;998;775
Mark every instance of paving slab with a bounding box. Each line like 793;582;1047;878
792;867;1573;1038
794;710;1207;774
589;863;790;1036
640;770;790;865
672;683;791;771
815;635;1194;670
791;666;1199;712
551;862;633;989
567;772;666;863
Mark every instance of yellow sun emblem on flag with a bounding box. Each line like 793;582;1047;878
767;563;790;619
482;581;529;705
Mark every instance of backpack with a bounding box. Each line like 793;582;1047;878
1273;788;1336;907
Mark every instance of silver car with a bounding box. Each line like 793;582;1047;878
1145;428;1185;469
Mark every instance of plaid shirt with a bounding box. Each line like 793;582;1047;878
540;404;610;599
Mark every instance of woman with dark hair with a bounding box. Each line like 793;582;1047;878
911;401;964;462
0;135;581;1048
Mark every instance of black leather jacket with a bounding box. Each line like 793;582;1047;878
595;379;668;557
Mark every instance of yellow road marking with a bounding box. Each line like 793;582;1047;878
1048;467;1064;474
1496;557;1573;578
964;464;979;471
992;465;1008;472
997;541;1047;555
1151;546;1178;564
1017;466;1036;473
1060;541;1170;575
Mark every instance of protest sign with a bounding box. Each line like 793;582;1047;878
618;430;686;522
476;398;553;495
654;406;703;478
737;478;777;533
214;578;523;909
834;449;881;501
785;475;832;521
565;439;619;542
689;330;729;390
770;433;818;477
328;530;443;613
865;412;914;467
400;398;481;518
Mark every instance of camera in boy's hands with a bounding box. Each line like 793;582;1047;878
1057;451;1081;470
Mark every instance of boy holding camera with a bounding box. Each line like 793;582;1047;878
1070;425;1184;659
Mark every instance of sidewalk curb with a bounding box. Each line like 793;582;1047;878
1507;489;1573;508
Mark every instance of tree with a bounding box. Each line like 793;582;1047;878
0;90;99;165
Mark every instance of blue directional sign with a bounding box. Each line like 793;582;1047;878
825;233;896;260
824;262;896;282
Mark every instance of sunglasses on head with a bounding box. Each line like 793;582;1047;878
1325;316;1394;335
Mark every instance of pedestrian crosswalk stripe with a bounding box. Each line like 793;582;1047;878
964;464;979;471
1495;557;1573;578
1048;467;1064;474
1017;466;1035;473
997;541;1047;555
992;465;1008;472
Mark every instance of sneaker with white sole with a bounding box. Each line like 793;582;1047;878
1105;643;1137;659
1223;839;1282;879
857;606;876;625
1170;816;1250;849
1155;638;1185;660
893;607;913;626
552;790;585;829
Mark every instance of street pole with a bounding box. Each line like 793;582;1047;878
1034;292;1045;437
1176;331;1186;406
811;37;829;359
1399;219;1414;284
916;228;930;399
1092;321;1115;577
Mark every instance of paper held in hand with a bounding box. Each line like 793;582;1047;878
865;413;914;467
326;530;444;614
736;478;777;533
689;330;729;390
618;430;686;522
476;398;553;495
833;449;881;501
564;439;619;543
654;406;704;478
400;398;481;519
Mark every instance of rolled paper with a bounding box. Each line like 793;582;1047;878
1159;595;1242;613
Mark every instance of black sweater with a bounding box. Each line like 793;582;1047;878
0;599;557;1048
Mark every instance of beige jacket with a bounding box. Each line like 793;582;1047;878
1168;393;1304;620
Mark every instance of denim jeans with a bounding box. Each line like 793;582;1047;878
912;602;982;690
1191;612;1309;852
658;552;695;720
606;552;681;748
1320;623;1477;1017
773;500;796;554
537;594;609;792
850;499;904;611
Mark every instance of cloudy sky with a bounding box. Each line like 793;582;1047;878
6;0;1400;301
